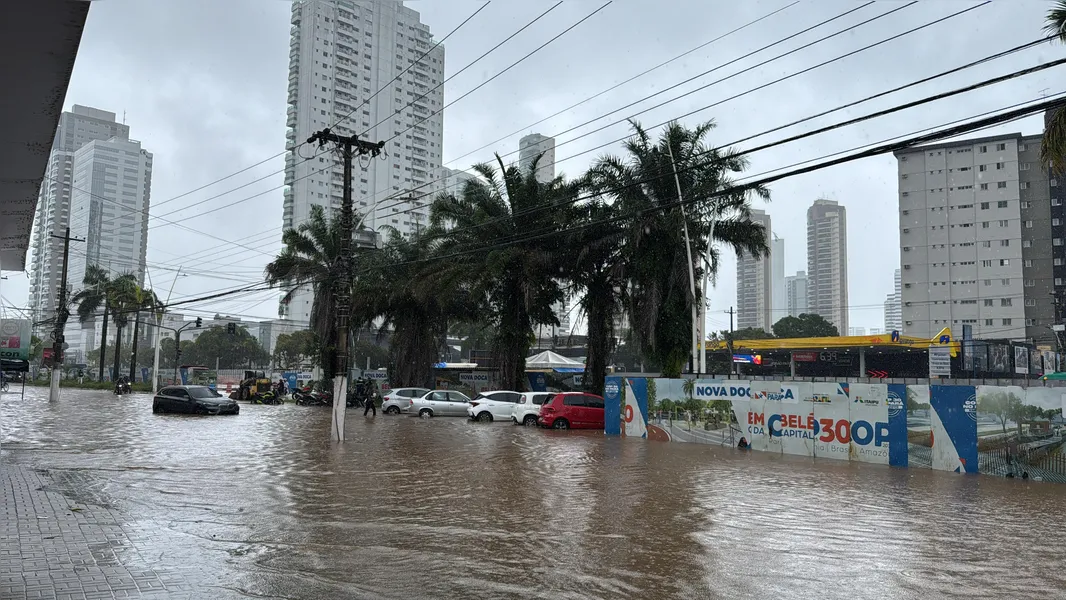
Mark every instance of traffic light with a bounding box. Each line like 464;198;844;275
227;322;236;335
195;317;202;328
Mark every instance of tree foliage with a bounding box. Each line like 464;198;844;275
180;327;269;370
273;330;316;370
1043;2;1066;172
772;313;839;338
588;120;769;377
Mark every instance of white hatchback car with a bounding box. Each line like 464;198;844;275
510;392;555;426
380;387;430;414
466;390;523;423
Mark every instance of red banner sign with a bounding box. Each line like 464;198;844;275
792;351;818;362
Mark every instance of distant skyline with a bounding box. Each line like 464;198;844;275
1;0;1059;338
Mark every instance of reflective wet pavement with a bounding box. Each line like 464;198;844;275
2;387;1065;599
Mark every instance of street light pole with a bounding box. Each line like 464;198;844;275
150;269;185;393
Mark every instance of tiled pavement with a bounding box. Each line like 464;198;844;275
1;463;196;600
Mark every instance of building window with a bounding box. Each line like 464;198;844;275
1020;163;1031;171
981;221;990;228
982;241;992;248
1056;238;1064;246
1021;200;1031;208
1026;279;1036;287
1023;240;1032;248
1001;278;1011;285
1000;240;1010;247
997;182;1007;189
980;183;989;190
984;299;994;306
998;200;1008;208
979;145;988;153
996;162;1004;170
981;260;993;267
1026;298;1036;306
979;165;987;172
980;202;990;209
1001;298;1012;307
985;319;994;326
1021;182;1031;190
1024;259;1033;267
1056;258;1065;266
984;279;992;286
996;143;1006;151
1000;259;1010;266
1055;218;1062;226
1002;319;1012;326
999;220;1009;227
1053;179;1059;187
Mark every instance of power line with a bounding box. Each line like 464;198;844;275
377;56;1066;253
358;1;563;138
365;1;1002;223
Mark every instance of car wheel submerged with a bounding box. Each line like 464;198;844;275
385;406;400;415
523;415;538;427
153;403;162;414
552;419;570;430
419;408;433;418
476;412;493;423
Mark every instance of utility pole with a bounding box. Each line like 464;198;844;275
49;227;84;401
307;127;385;442
727;306;736;378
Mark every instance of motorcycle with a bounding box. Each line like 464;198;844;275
113;381;132;395
252;390;283;405
297;390;332;407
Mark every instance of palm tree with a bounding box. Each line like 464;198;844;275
106;274;139;382
127;286;162;382
1042;1;1066;171
352;229;470;388
566;197;627;395
265;204;345;379
588;120;770;377
427;155;580;391
72;265;136;381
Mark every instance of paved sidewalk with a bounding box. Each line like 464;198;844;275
0;462;195;599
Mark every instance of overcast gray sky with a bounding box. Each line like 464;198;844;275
3;0;1061;335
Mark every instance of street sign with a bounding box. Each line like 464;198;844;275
866;369;888;379
929;347;952;378
459;372;488;384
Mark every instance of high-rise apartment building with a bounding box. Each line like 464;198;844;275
848;327;866;336
65;137;153;362
785;271;808;317
894;132;1056;343
27;105;130;328
736;209;772;331
884;268;902;333
807;199;848;333
283;0;444;322
519;133;556;184
770;234;785;327
442;167;478;198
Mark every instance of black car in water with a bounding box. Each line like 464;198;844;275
153;385;240;415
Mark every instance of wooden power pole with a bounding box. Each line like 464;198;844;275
306;128;384;442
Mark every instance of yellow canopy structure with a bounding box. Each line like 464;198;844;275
712;327;959;357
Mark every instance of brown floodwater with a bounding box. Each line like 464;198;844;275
2;387;1064;599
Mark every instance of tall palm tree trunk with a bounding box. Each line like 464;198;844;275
128;311;140;382
583;279;616;397
97;305;109;381
112;324;123;382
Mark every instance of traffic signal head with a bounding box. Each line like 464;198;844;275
195;317;202;328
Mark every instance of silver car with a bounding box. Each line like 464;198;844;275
381;387;430;414
409;390;472;417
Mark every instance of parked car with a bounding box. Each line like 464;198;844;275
381;387;430;414
538;392;605;430
466;390;523;422
511;392;555;426
153;385;240;415
409;390;472;417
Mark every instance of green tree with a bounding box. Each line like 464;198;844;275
427;155;579;390
353;229;469;388
127;286;162;381
729;327;774;340
1042;2;1066;171
567;197;627;395
978;390;1023;436
72;265;138;379
646;378;658;415
772;313;839;338
182;326;268;370
587;120;770;377
265;204;348;379
273;330;315;370
29;335;43;362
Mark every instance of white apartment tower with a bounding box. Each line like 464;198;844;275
807;199;848;333
65;137;154;362
785;270;808;317
736;209;773;331
770;234;785;326
27;105;130;328
519;133;556;184
894;134;1050;341
883;268;902;333
283;0;445;322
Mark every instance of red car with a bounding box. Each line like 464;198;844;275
538;392;605;430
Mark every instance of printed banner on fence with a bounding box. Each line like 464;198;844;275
929;385;978;474
623;378;648;439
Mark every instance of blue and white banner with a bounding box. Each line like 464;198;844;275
929;385;978;474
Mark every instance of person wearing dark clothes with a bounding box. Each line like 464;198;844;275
364;389;376;417
737;437;750;449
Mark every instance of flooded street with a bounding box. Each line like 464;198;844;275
2;387;1064;599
